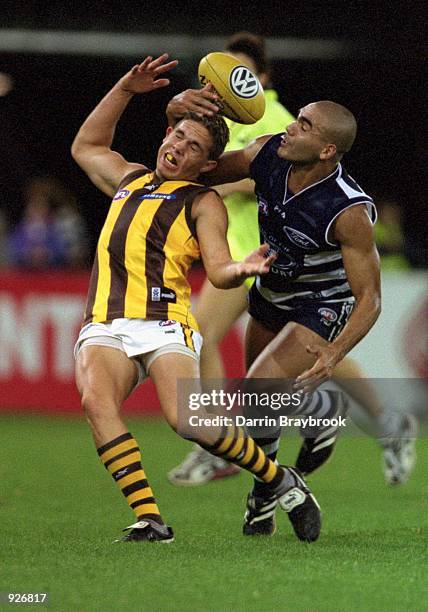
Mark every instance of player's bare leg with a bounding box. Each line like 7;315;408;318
76;346;136;446
246;319;343;473
76;345;173;542
168;279;247;485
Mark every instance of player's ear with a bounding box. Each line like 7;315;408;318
199;159;218;174
163;126;174;141
320;143;337;161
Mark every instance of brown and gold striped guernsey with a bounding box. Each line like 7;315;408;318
84;169;212;330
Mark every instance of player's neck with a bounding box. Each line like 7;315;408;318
288;161;338;194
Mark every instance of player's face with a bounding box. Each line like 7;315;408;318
277;104;330;164
156;120;216;181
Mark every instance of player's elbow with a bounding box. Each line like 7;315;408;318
358;289;381;322
373;294;382;320
71;137;85;164
71;130;94;166
370;284;381;314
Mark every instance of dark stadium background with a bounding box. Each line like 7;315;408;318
0;1;425;266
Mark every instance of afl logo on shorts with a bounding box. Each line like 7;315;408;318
229;66;259;99
318;307;338;326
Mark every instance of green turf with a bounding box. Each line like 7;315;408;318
1;414;427;611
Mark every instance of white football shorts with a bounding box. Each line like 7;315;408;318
74;318;202;385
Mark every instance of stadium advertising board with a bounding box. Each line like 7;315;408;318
0;269;244;413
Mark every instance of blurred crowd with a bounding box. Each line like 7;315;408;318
0;176;90;271
0;175;423;272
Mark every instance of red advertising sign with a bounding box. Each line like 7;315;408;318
0;269;244;413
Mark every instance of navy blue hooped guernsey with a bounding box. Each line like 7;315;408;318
250;133;376;310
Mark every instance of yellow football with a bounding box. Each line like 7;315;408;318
198;52;265;124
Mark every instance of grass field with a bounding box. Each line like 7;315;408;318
1;414;427;611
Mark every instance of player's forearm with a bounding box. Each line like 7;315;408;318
331;292;381;361
72;83;133;155
214;178;256;198
166;92;190;127
206;261;246;289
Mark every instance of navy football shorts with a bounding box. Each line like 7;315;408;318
248;290;354;342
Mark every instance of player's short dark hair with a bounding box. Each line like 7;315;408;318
226;32;268;75
179;112;229;160
314;101;358;157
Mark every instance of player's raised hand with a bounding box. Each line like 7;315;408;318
166;83;220;124
235;243;277;282
119;54;178;95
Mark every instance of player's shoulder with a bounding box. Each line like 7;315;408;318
191;186;226;218
333;164;374;205
251;132;282;162
327;165;377;230
249;133;288;184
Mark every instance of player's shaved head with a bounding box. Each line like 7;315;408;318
309;101;357;157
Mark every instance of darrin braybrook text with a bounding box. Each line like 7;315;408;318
188;415;347;428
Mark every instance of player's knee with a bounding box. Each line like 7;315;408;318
80;389;118;422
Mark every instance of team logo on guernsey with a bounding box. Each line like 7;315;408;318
229;66;259;99
113;189;130;201
283;226;319;249
318;308;338;326
152;287;161;301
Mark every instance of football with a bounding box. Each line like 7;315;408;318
198;52;265;124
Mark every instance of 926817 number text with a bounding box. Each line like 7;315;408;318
3;592;48;604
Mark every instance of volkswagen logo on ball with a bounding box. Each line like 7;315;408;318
229;66;260;99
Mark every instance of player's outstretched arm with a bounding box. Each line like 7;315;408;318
72;54;178;197
194;191;275;289
295;205;381;393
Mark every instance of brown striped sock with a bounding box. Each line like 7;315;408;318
97;432;164;525
199;425;285;490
